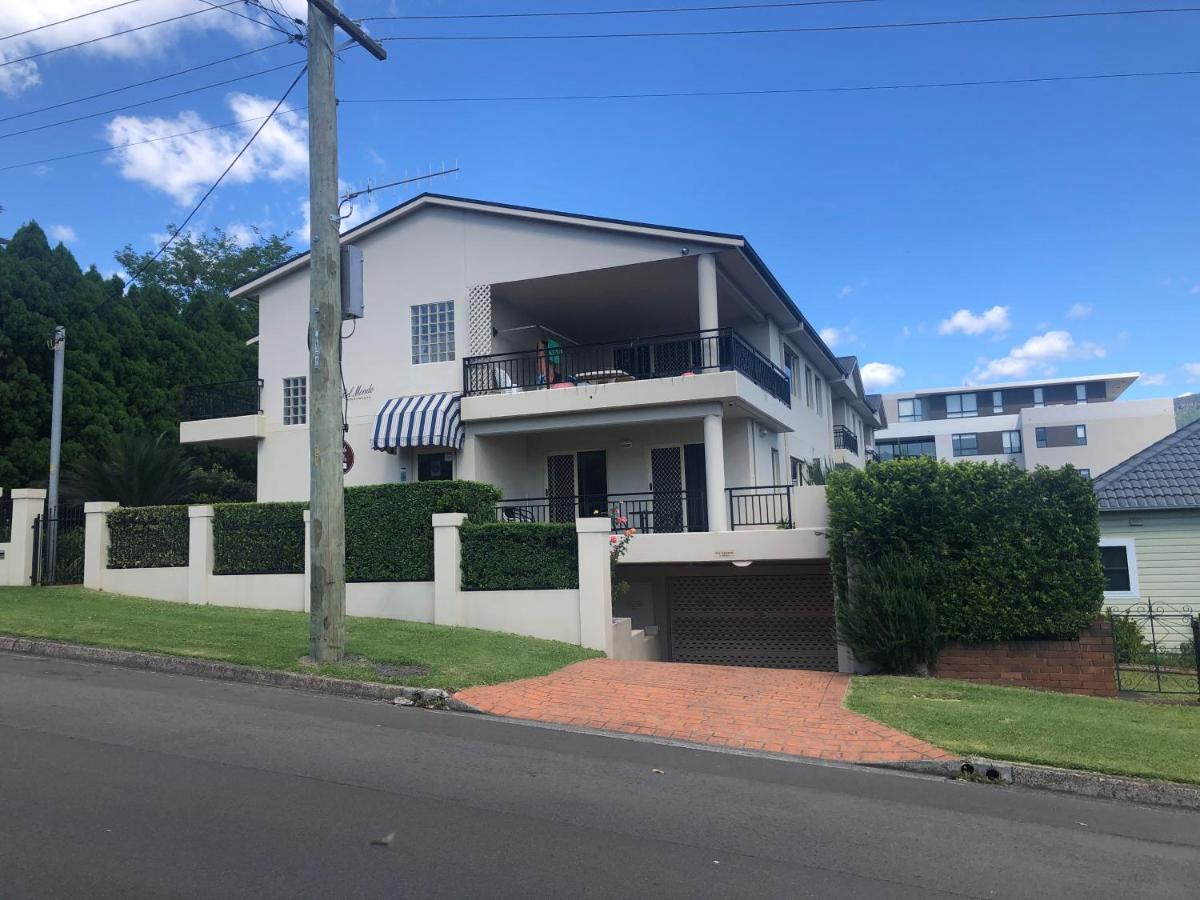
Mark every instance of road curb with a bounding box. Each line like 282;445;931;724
0;636;483;713
869;757;1200;810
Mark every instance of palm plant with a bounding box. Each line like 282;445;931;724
63;432;199;507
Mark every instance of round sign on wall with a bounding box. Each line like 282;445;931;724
343;440;354;474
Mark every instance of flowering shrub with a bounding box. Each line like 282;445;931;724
610;510;636;597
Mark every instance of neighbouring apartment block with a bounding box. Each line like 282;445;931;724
874;373;1176;478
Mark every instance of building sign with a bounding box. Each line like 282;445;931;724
344;383;376;402
343;440;355;474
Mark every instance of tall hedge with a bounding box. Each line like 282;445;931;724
213;502;306;575
107;505;189;569
826;457;1104;642
345;481;500;582
460;522;579;590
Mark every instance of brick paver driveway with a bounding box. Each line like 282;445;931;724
456;659;955;764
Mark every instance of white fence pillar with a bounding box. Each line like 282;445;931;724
188;505;215;606
433;512;467;627
83;501;119;590
576;517;614;655
7;488;46;586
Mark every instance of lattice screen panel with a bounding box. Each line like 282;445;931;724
668;572;838;670
467;283;492;356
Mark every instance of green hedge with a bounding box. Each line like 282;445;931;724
108;505;189;569
345;481;500;582
213;502;306;575
826;457;1104;642
460;523;579;590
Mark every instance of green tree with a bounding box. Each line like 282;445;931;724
62;432;198;507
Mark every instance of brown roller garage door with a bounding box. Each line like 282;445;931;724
667;569;838;670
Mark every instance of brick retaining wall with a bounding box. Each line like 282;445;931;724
933;618;1116;697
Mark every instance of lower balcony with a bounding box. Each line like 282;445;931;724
179;379;266;449
833;425;859;455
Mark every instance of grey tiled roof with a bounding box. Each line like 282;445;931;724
1093;418;1200;511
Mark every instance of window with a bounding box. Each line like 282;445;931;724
945;393;978;418
1035;427;1047;448
417;452;453;481
1002;430;1022;454
411;301;455;364
282;376;307;425
1075;425;1088;445
1075;383;1087;403
1099;540;1138;597
771;448;781;485
877;438;936;461
804;365;814;408
992;390;1003;414
1033;387;1044;407
952;433;978;457
897;398;924;422
815;376;824;415
790;456;803;485
784;348;799;398
1078;468;1091;479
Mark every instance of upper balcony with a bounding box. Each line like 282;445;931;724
832;424;859;456
179;378;266;449
461;327;791;430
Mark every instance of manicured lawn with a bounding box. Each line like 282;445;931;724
0;586;599;692
846;676;1200;784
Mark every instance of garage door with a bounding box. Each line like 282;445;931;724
667;570;838;670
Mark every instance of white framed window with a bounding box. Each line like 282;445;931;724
1002;430;1022;454
1099;538;1139;599
282;376;307;425
411;301;455;364
992;390;1003;414
804;365;814;408
1033;387;1044;407
815;376;824;415
945;393;978;418
1075;383;1087;403
952;433;978;457
784;347;799;399
771;448;781;485
898;398;924;422
1035;426;1047;448
790;456;803;485
1078;468;1091;479
1076;424;1088;446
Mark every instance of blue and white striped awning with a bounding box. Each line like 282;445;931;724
371;393;464;451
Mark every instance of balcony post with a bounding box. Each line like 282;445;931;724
703;413;729;532
697;253;719;370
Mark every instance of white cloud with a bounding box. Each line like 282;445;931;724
47;224;76;243
226;223;257;247
968;330;1106;384
1185;363;1200;381
0;2;307;97
1141;372;1168;386
860;362;904;390
838;285;854;298
938;305;1012;336
818;325;858;349
106;96;308;205
1066;303;1093;319
297;179;381;243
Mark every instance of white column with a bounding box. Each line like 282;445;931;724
576;517;614;655
697;253;719;371
83;501;119;590
432;512;467;626
7;488;46;586
703;413;729;532
187;505;215;606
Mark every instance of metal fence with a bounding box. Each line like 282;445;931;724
833;425;859;456
31;504;86;586
726;485;793;529
1110;603;1199;697
496;490;705;534
182;378;263;421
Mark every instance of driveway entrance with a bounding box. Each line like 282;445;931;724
456;660;953;763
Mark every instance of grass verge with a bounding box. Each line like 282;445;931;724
0;586;599;692
846;676;1200;784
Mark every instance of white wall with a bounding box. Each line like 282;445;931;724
104;567;188;604
346;581;435;621
462;589;582;644
1021;398;1176;476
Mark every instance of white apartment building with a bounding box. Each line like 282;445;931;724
875;373;1176;477
180;194;882;669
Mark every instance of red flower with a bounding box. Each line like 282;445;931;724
610;535;618;545
616;515;627;526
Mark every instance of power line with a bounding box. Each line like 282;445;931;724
375;7;1200;41
0;58;304;140
126;65;306;286
0;0;148;42
0;108;307;173
0;0;242;69
362;0;884;21
0;40;293;125
337;68;1200;103
194;0;298;37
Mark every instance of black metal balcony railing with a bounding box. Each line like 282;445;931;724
496;490;708;535
833;425;859;455
726;484;794;529
182;378;263;421
463;327;790;407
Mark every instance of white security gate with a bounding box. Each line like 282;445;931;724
667;570;838;670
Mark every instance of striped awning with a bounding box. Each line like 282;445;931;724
371;393;464;451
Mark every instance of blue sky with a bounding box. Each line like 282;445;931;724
2;0;1198;397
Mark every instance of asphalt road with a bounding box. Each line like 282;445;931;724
0;652;1196;899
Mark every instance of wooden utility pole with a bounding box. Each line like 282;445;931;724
305;1;385;662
